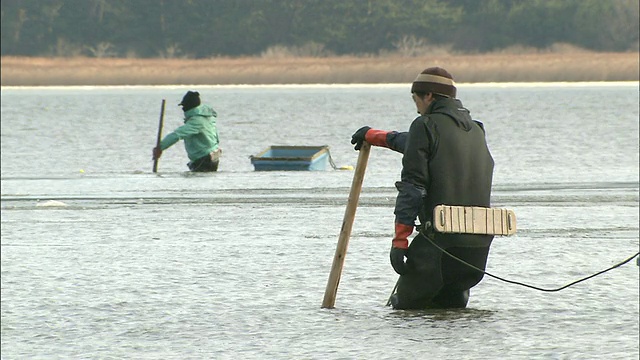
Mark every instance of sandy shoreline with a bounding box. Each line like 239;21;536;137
1;53;638;86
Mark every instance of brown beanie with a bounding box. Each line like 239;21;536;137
411;67;456;98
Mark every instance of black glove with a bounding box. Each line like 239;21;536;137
350;126;371;151
390;246;408;275
152;146;163;160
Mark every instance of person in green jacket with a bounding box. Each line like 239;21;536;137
152;91;221;172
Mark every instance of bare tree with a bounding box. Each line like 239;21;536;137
85;42;116;58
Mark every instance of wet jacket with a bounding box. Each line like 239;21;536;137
160;104;219;161
386;98;494;247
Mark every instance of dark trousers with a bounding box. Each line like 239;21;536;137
188;154;219;172
392;232;490;310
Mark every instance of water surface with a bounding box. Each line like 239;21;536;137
2;83;639;359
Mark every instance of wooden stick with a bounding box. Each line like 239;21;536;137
152;99;166;173
385;278;399;306
322;142;371;309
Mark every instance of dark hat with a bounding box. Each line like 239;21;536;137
411;67;456;98
179;91;201;111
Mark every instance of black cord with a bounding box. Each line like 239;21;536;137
423;231;639;292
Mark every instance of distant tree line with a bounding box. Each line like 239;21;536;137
1;0;638;58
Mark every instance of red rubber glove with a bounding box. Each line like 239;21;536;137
351;126;390;150
152;146;163;160
364;129;390;148
390;223;413;275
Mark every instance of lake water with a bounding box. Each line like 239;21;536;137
1;83;639;359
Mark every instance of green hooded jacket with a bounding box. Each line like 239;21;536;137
160;104;219;161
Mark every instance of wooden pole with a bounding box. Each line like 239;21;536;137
152;99;166;173
322;142;371;308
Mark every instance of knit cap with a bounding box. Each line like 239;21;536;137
179;91;201;111
411;67;456;98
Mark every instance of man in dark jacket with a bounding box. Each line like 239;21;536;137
351;67;495;310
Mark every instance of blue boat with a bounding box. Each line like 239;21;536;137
250;145;330;171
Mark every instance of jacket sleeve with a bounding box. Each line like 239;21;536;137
393;118;431;226
159;119;204;150
386;131;408;153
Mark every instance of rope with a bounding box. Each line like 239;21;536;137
327;149;338;170
385;230;639;305
325;146;354;170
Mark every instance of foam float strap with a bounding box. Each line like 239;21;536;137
433;204;517;236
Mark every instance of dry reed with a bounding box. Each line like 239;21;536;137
1;52;638;86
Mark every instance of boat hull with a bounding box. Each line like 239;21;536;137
250;145;330;171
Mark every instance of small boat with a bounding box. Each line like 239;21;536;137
250;145;330;171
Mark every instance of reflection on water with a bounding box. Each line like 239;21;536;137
387;307;497;322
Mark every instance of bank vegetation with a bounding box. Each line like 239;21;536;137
2;51;638;86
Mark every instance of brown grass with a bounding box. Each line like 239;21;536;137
1;52;638;86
